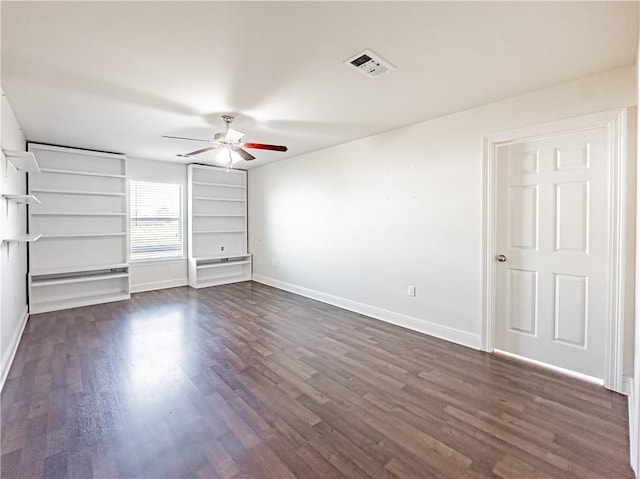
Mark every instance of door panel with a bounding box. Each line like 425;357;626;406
509;186;538;250
507;269;538;335
553;273;588;347
554;181;589;253
495;127;607;378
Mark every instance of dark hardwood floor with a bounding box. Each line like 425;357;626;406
1;281;633;478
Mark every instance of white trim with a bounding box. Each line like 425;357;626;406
28;142;126;160
482;108;628;393
483;110;629;144
623;376;633;396
604;110;627;393
0;306;28;392
628;377;638;474
493;349;604;386
130;278;188;293
253;274;481;349
481;136;496;353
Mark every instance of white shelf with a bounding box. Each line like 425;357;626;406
193;213;246;218
31;272;129;287
3;150;41;173
193;181;244;188
193;196;245;202
31;212;126;217
2;194;41;204
194;230;246;234
191;275;250;289
2;233;42;243
30;188;125;197
41;232;126;239
195;253;251;262
197;260;251;270
30;262;129;276
30;292;130;314
39;168;125;178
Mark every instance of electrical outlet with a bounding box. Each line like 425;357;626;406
221;246;224;251
407;286;416;297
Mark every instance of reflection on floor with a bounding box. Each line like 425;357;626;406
1;281;633;478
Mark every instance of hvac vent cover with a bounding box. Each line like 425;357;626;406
344;49;394;78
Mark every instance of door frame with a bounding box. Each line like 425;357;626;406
482;109;628;393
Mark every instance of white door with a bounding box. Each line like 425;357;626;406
494;127;608;379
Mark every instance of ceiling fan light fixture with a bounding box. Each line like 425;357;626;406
215;147;243;167
168;114;288;162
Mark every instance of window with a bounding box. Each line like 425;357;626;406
130;180;183;261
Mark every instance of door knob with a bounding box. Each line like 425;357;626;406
496;254;507;262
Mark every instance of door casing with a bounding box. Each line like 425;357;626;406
482;109;628;393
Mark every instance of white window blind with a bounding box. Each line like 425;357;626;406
130;180;183;261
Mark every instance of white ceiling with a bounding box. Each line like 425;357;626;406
2;1;638;168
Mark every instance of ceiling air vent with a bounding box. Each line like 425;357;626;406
344;49;394;78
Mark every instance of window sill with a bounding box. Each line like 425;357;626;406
129;257;186;265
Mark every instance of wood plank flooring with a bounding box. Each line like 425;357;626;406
1;281;633;478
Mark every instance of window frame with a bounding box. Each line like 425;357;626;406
129;179;185;263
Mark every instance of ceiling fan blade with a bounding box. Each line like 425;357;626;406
179;146;216;157
162;134;212;143
244;142;288;152
233;148;256;161
226;129;245;142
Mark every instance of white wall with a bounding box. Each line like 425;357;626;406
0;92;29;388
127;157;188;293
249;66;637;365
630;26;640;476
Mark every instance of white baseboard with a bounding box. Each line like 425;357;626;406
252;274;481;350
130;278;188;293
628;376;638;476
623;376;633;396
630;376;639;477
1;306;28;392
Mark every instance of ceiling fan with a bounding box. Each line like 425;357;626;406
163;115;288;167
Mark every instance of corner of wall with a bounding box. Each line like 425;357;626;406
0;306;28;390
0;92;30;392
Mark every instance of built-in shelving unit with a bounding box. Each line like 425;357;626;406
187;164;250;288
27;143;129;313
